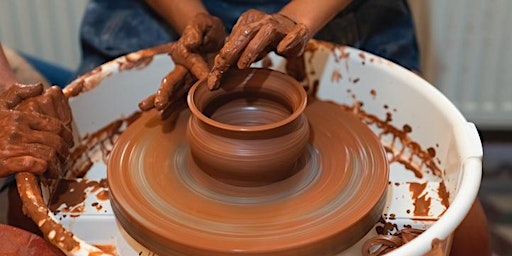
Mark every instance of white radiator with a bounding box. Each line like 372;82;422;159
0;0;87;70
0;0;510;128
410;0;512;129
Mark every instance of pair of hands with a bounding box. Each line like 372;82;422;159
140;9;310;119
0;83;73;178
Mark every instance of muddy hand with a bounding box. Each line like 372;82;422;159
0;83;74;178
207;9;309;90
139;13;226;120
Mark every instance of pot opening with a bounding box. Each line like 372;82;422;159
202;91;293;127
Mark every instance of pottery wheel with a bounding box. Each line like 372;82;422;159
108;99;389;255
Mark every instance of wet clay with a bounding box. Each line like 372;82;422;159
48;178;109;218
15;173;80;252
361;228;424;256
108;97;389;255
187;69;309;186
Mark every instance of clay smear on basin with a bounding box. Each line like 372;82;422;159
16;41;452;255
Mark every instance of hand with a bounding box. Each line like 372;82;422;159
0;83;74;178
207;9;310;90
139;13;226;120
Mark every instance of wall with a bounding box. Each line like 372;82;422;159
0;0;87;70
409;0;512;129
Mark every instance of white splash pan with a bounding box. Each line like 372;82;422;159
52;40;482;255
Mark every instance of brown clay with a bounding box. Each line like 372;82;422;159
108;86;389;255
187;68;309;186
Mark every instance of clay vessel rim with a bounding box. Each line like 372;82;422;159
187;68;308;132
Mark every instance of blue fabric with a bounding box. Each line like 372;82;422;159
77;0;419;75
21;54;75;88
202;0;290;32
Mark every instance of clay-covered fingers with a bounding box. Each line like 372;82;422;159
1;155;47;176
139;65;188;111
169;13;226;83
237;22;281;69
0;111;63;177
181;13;226;53
207;10;308;90
207;17;265;89
138;65;195;121
155;65;189;110
276;23;309;57
169;43;210;80
0;83;44;110
15;88;74;148
42;86;73;125
2;112;70;158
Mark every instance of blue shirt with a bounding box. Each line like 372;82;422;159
77;0;419;75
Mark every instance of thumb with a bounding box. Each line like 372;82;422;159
0;83;44;109
276;23;309;57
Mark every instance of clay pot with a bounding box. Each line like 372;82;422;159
187;68;310;186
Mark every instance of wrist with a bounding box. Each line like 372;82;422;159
278;0;352;36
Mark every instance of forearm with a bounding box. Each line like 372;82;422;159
0;44;18;93
145;0;209;35
279;0;352;36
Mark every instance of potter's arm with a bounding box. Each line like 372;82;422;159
279;0;352;36
207;0;352;90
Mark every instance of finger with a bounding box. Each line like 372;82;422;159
28;143;60;175
155;66;188;110
232;9;266;29
181;23;203;50
0;83;44;109
59;125;74;150
160;97;188;121
3;110;62;134
201;16;226;53
139;94;156;111
208;22;262;90
206;9;267;90
158;72;194;120
15;99;44;115
3;124;69;158
28;131;70;159
1;156;47;175
182;53;210;80
45;86;73;125
27;112;63;134
181;13;217;50
277;23;309;57
169;44;210;80
237;23;277;69
18;96;75;148
1;143;58;172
